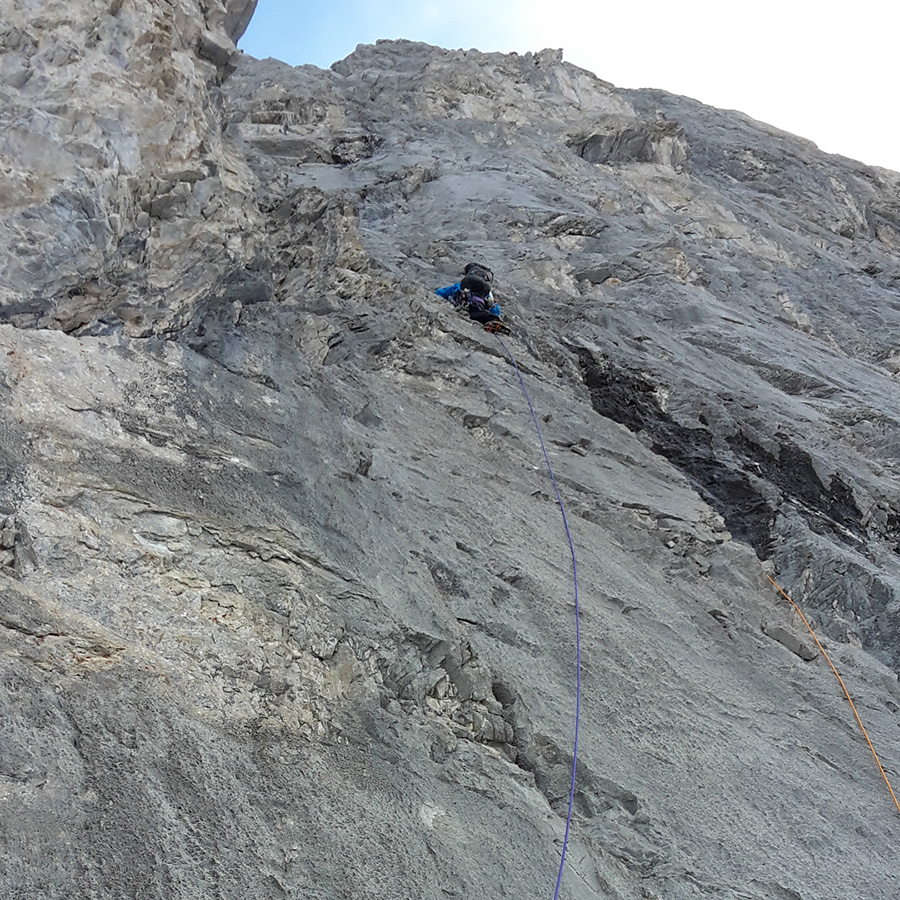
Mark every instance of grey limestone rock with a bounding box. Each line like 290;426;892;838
1;9;899;900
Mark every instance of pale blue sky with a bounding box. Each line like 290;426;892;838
238;1;532;70
240;1;899;173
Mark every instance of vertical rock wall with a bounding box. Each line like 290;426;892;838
1;9;899;900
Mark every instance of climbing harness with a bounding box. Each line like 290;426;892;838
767;574;900;817
495;334;582;900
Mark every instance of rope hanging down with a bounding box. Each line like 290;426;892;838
767;574;900;816
495;335;582;900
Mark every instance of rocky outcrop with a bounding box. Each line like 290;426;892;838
0;0;262;332
1;11;899;900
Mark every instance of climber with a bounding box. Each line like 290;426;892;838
435;262;508;333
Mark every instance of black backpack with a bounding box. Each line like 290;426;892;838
460;262;493;299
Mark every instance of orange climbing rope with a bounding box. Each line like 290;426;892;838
767;573;900;816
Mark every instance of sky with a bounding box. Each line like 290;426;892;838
239;0;900;174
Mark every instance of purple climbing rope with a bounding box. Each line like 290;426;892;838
495;335;582;900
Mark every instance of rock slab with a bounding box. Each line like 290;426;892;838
1;10;900;900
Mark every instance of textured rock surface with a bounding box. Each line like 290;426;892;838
1;8;900;899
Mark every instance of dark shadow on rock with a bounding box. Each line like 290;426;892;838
577;350;866;559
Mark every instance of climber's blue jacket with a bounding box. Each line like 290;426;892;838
435;282;501;316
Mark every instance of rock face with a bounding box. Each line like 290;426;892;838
1;7;900;898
